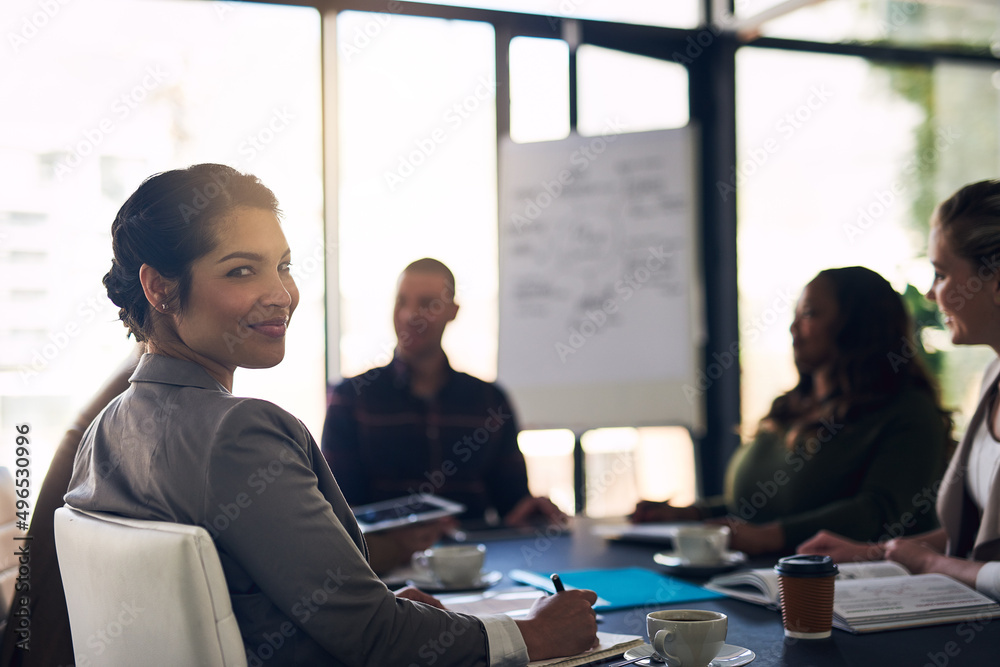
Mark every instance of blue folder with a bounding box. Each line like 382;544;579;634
509;566;723;611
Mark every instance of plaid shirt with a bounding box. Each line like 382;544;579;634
321;356;529;525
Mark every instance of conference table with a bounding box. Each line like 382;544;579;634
449;518;998;667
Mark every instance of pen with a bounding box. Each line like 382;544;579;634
550;573;565;593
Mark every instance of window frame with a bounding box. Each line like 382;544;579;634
248;0;1000;504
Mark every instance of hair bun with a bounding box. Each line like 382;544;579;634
103;260;134;306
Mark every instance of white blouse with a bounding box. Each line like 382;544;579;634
967;420;1000;599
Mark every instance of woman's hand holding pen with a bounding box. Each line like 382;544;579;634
514;575;598;661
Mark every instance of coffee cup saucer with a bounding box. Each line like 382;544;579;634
653;549;747;575
406;569;503;592
623;642;755;666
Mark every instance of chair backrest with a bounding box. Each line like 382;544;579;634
0;467;18;626
53;506;247;667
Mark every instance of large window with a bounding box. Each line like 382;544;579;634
741;0;1000;52
1;0;324;498
406;0;701;29
9;0;999;521
335;12;499;382
736;46;1000;433
335;18;700;514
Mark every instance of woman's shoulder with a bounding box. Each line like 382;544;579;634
875;384;947;426
893;383;942;409
215;395;309;433
175;392;312;453
979;357;1000;394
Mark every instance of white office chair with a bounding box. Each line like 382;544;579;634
0;467;18;631
54;506;247;666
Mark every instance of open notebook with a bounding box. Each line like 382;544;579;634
438;588;643;666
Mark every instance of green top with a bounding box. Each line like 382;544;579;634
699;386;951;549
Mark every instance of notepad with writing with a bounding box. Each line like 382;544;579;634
528;632;645;667
509;567;723;611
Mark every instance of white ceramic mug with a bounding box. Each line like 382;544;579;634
411;544;486;587
647;609;727;667
674;525;730;565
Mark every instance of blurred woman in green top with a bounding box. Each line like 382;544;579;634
633;266;953;555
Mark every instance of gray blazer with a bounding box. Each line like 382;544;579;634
66;354;490;666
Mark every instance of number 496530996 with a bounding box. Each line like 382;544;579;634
15;424;30;528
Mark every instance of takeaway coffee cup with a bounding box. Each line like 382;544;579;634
646;610;727;667
411;544;486;588
674;525;730;565
774;554;838;639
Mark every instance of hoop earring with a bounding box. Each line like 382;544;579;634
160;303;168;312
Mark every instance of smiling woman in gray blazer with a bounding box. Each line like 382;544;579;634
64;163;598;666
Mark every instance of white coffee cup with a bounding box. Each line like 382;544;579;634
647;609;728;667
673;525;730;565
411;544;486;587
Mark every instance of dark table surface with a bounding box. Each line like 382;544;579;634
460;519;999;667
